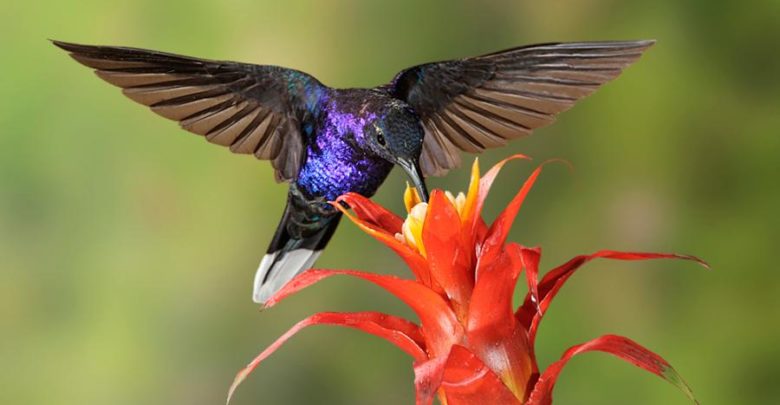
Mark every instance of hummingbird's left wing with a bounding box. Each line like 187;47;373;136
381;40;655;177
53;41;326;182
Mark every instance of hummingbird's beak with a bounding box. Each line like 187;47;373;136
398;158;429;203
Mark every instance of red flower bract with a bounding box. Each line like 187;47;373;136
228;156;706;405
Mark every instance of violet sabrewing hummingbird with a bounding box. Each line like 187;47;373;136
53;39;654;303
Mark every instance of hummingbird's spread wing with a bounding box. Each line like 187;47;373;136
382;40;655;177
53;41;325;182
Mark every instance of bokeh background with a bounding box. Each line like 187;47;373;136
2;1;778;404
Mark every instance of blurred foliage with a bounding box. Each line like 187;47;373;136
1;1;779;404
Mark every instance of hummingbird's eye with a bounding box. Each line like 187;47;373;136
373;123;387;146
374;124;387;146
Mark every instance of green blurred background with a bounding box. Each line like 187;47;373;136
2;1;778;404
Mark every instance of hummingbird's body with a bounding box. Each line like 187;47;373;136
54;39;654;303
257;90;422;301
298;90;402;201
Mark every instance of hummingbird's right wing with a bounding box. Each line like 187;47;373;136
53;41;325;182
381;40;655;177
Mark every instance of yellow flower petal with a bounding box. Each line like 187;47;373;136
401;202;428;257
397;158;481;254
454;192;466;217
444;191;468;219
461;158;481;222
404;182;422;214
444;191;456;206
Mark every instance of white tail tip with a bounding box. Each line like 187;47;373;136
252;249;322;304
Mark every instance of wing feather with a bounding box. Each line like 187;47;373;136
383;40;654;176
53;40;326;181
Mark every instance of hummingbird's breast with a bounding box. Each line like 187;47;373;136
296;92;393;201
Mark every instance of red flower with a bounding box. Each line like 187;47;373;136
228;156;706;404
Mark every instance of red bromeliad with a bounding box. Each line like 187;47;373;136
228;155;706;404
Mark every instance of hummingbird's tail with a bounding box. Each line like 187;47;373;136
252;199;341;304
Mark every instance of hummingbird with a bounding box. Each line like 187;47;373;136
53;39;654;303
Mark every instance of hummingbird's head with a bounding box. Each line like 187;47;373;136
364;102;428;201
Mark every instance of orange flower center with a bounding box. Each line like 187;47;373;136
395;159;481;257
395;188;467;257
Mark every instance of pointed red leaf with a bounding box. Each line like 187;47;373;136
467;243;533;397
440;345;522;405
336;192;404;234
422;190;473;315
517;251;708;344
479;165;542;269
413;354;449;405
465;154;530;245
414;345;527;405
519;245;541;315
468;246;520;335
473;154;531;222
227;311;427;404
332;198;439;291
266;268;461;357
526;335;698;405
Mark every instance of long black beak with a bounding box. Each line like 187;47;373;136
398;158;429;202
